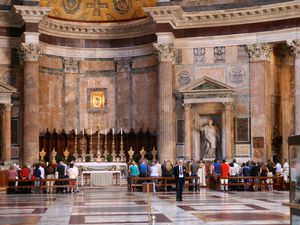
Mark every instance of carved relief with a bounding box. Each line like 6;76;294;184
154;43;174;63
63;58;80;73
194;47;205;64
178;71;191;87
18;43;42;62
246;43;272;61
287;39;300;58
237;45;249;62
228;67;246;85
214;46;225;63
174;49;182;64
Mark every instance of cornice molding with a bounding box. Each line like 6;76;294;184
0;11;22;27
11;5;51;25
39;16;156;39
144;1;300;29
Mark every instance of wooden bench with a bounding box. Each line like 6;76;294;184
216;175;288;191
6;178;76;194
128;176;200;192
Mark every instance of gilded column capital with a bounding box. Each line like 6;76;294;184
19;43;42;62
154;43;175;63
246;43;272;62
63;58;80;73
287;39;300;58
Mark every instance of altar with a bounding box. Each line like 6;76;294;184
75;162;128;187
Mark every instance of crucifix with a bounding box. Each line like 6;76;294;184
87;0;108;16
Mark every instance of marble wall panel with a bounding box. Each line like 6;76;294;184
194;66;225;82
132;55;156;69
205;47;214;64
39;55;62;70
64;73;78;131
39;72;63;131
0;48;11;65
80;60;115;73
182;48;194;65
132;72;158;132
225;46;237;64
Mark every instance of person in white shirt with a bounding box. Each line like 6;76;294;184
150;162;159;177
155;161;162;177
275;161;282;176
39;163;45;179
67;163;78;192
282;159;289;183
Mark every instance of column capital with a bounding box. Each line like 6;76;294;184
184;103;192;110
223;102;233;110
277;44;294;66
246;43;272;62
154;43;175;63
287;39;300;58
63;57;80;73
19;43;42;62
3;104;12;112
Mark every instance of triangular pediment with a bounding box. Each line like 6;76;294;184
0;81;17;94
178;76;235;93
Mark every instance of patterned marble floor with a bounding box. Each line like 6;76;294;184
0;187;290;225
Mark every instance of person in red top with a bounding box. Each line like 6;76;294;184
220;159;230;191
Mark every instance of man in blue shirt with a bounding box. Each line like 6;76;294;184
139;161;147;177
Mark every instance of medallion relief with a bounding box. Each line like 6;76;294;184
178;71;191;87
113;0;132;15
62;0;81;14
228;67;246;85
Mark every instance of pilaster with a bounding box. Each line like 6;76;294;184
2;104;12;165
287;39;300;135
184;104;192;160
224;102;234;160
246;43;272;161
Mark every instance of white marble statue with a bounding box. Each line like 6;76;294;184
200;119;220;159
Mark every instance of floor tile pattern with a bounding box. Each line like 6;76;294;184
0;187;290;224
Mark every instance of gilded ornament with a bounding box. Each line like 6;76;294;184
62;0;81;14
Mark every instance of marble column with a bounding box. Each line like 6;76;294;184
19;43;41;166
184;104;192;160
224;102;234;160
246;43;273;161
287;39;300;135
1;104;12;164
278;45;294;161
154;33;176;162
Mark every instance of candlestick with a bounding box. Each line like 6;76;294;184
121;127;123;135
112;128;114;136
83;129;84;136
75;128;77;135
90;128;92;135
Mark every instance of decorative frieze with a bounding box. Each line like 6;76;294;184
214;46;225;63
63;58;80;73
246;43;272;61
174;49;182;65
154;43;175;63
11;5;51;24
193;47;205;64
18;43;42;62
287;39;300;58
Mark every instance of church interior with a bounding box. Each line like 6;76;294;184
0;0;299;224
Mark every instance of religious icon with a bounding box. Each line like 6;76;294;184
113;0;131;15
91;91;105;109
62;0;80;14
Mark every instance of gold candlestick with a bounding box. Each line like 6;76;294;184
111;134;116;161
81;131;86;162
96;127;101;161
119;133;126;162
74;134;78;161
90;131;94;161
103;130;108;161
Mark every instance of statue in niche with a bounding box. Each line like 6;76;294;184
200;119;220;159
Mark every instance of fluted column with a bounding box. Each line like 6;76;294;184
19;43;41;166
246;43;273;160
184;104;192;160
287;40;300;135
224;102;234;160
2;104;12;164
154;33;176;162
278;45;294;161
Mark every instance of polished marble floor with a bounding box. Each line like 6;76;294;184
0;187;290;225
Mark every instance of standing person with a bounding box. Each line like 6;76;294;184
173;160;185;201
197;160;206;187
282;159;289;183
45;163;56;193
7;165;18;194
191;159;199;191
220;159;230;191
250;162;260;191
275;161;282;176
259;162;269;191
242;162;251;190
139;160;147;177
155;161;162;177
67;163;77;193
73;163;79;193
33;164;42;193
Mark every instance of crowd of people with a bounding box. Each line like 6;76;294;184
128;158;290;192
7;161;79;194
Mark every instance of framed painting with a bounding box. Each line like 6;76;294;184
87;88;107;113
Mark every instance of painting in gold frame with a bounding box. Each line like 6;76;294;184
90;91;105;109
